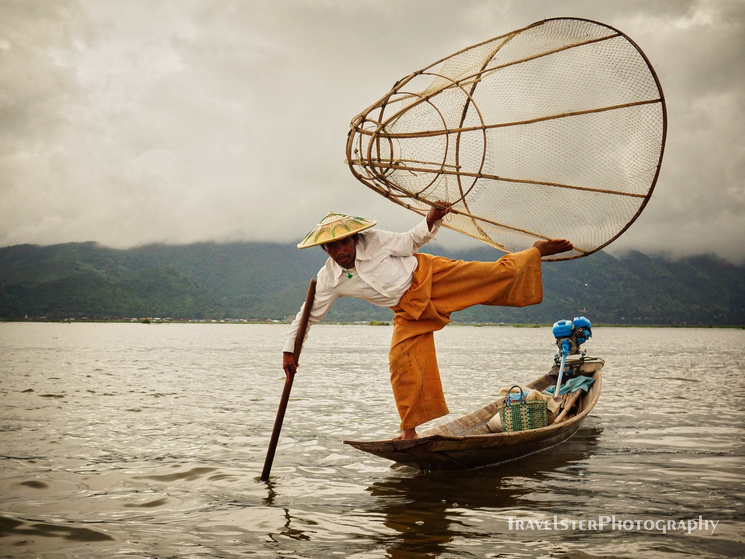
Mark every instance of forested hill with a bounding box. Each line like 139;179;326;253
0;241;743;326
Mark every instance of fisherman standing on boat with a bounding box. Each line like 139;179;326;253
282;206;572;440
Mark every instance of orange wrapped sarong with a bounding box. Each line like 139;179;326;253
389;248;543;430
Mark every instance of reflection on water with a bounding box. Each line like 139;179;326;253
366;426;604;558
0;323;743;558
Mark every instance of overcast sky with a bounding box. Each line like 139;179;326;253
2;0;744;263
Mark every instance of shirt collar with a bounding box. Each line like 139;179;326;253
325;254;356;287
326;258;346;285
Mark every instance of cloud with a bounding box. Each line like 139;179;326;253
605;0;745;262
0;0;743;263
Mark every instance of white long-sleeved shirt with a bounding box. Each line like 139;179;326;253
282;218;441;353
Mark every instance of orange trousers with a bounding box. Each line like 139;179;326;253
389;248;543;430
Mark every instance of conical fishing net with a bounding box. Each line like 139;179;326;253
346;18;667;260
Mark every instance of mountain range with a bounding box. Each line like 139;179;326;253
0;241;743;325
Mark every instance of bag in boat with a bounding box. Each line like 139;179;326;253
501;385;548;432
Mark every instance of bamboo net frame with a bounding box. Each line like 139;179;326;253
346;18;667;260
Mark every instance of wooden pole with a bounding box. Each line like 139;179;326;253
553;390;583;425
260;279;317;482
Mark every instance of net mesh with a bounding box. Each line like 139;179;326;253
346;18;667;260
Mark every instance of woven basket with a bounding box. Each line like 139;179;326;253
501;385;548;432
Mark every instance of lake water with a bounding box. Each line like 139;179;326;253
0;322;743;558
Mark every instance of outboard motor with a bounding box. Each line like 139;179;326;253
551;316;592;395
552;316;592;358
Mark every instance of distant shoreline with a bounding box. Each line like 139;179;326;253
2;319;742;329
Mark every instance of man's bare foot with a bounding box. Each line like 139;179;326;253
395;428;418;440
533;239;573;257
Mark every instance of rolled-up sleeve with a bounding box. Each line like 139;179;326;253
376;218;441;256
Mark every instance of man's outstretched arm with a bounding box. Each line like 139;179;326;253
533;239;573;257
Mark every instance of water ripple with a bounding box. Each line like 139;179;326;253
0;323;743;558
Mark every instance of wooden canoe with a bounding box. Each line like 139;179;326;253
344;356;604;470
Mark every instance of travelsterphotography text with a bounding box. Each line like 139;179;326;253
506;515;719;535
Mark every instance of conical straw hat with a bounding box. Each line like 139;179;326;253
297;212;376;249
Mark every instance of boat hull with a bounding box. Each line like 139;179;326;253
344;358;603;470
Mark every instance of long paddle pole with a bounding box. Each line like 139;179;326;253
260;279;316;482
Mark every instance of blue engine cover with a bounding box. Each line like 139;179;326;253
552;319;574;339
573;316;592;331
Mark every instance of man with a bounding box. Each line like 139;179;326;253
283;205;572;439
